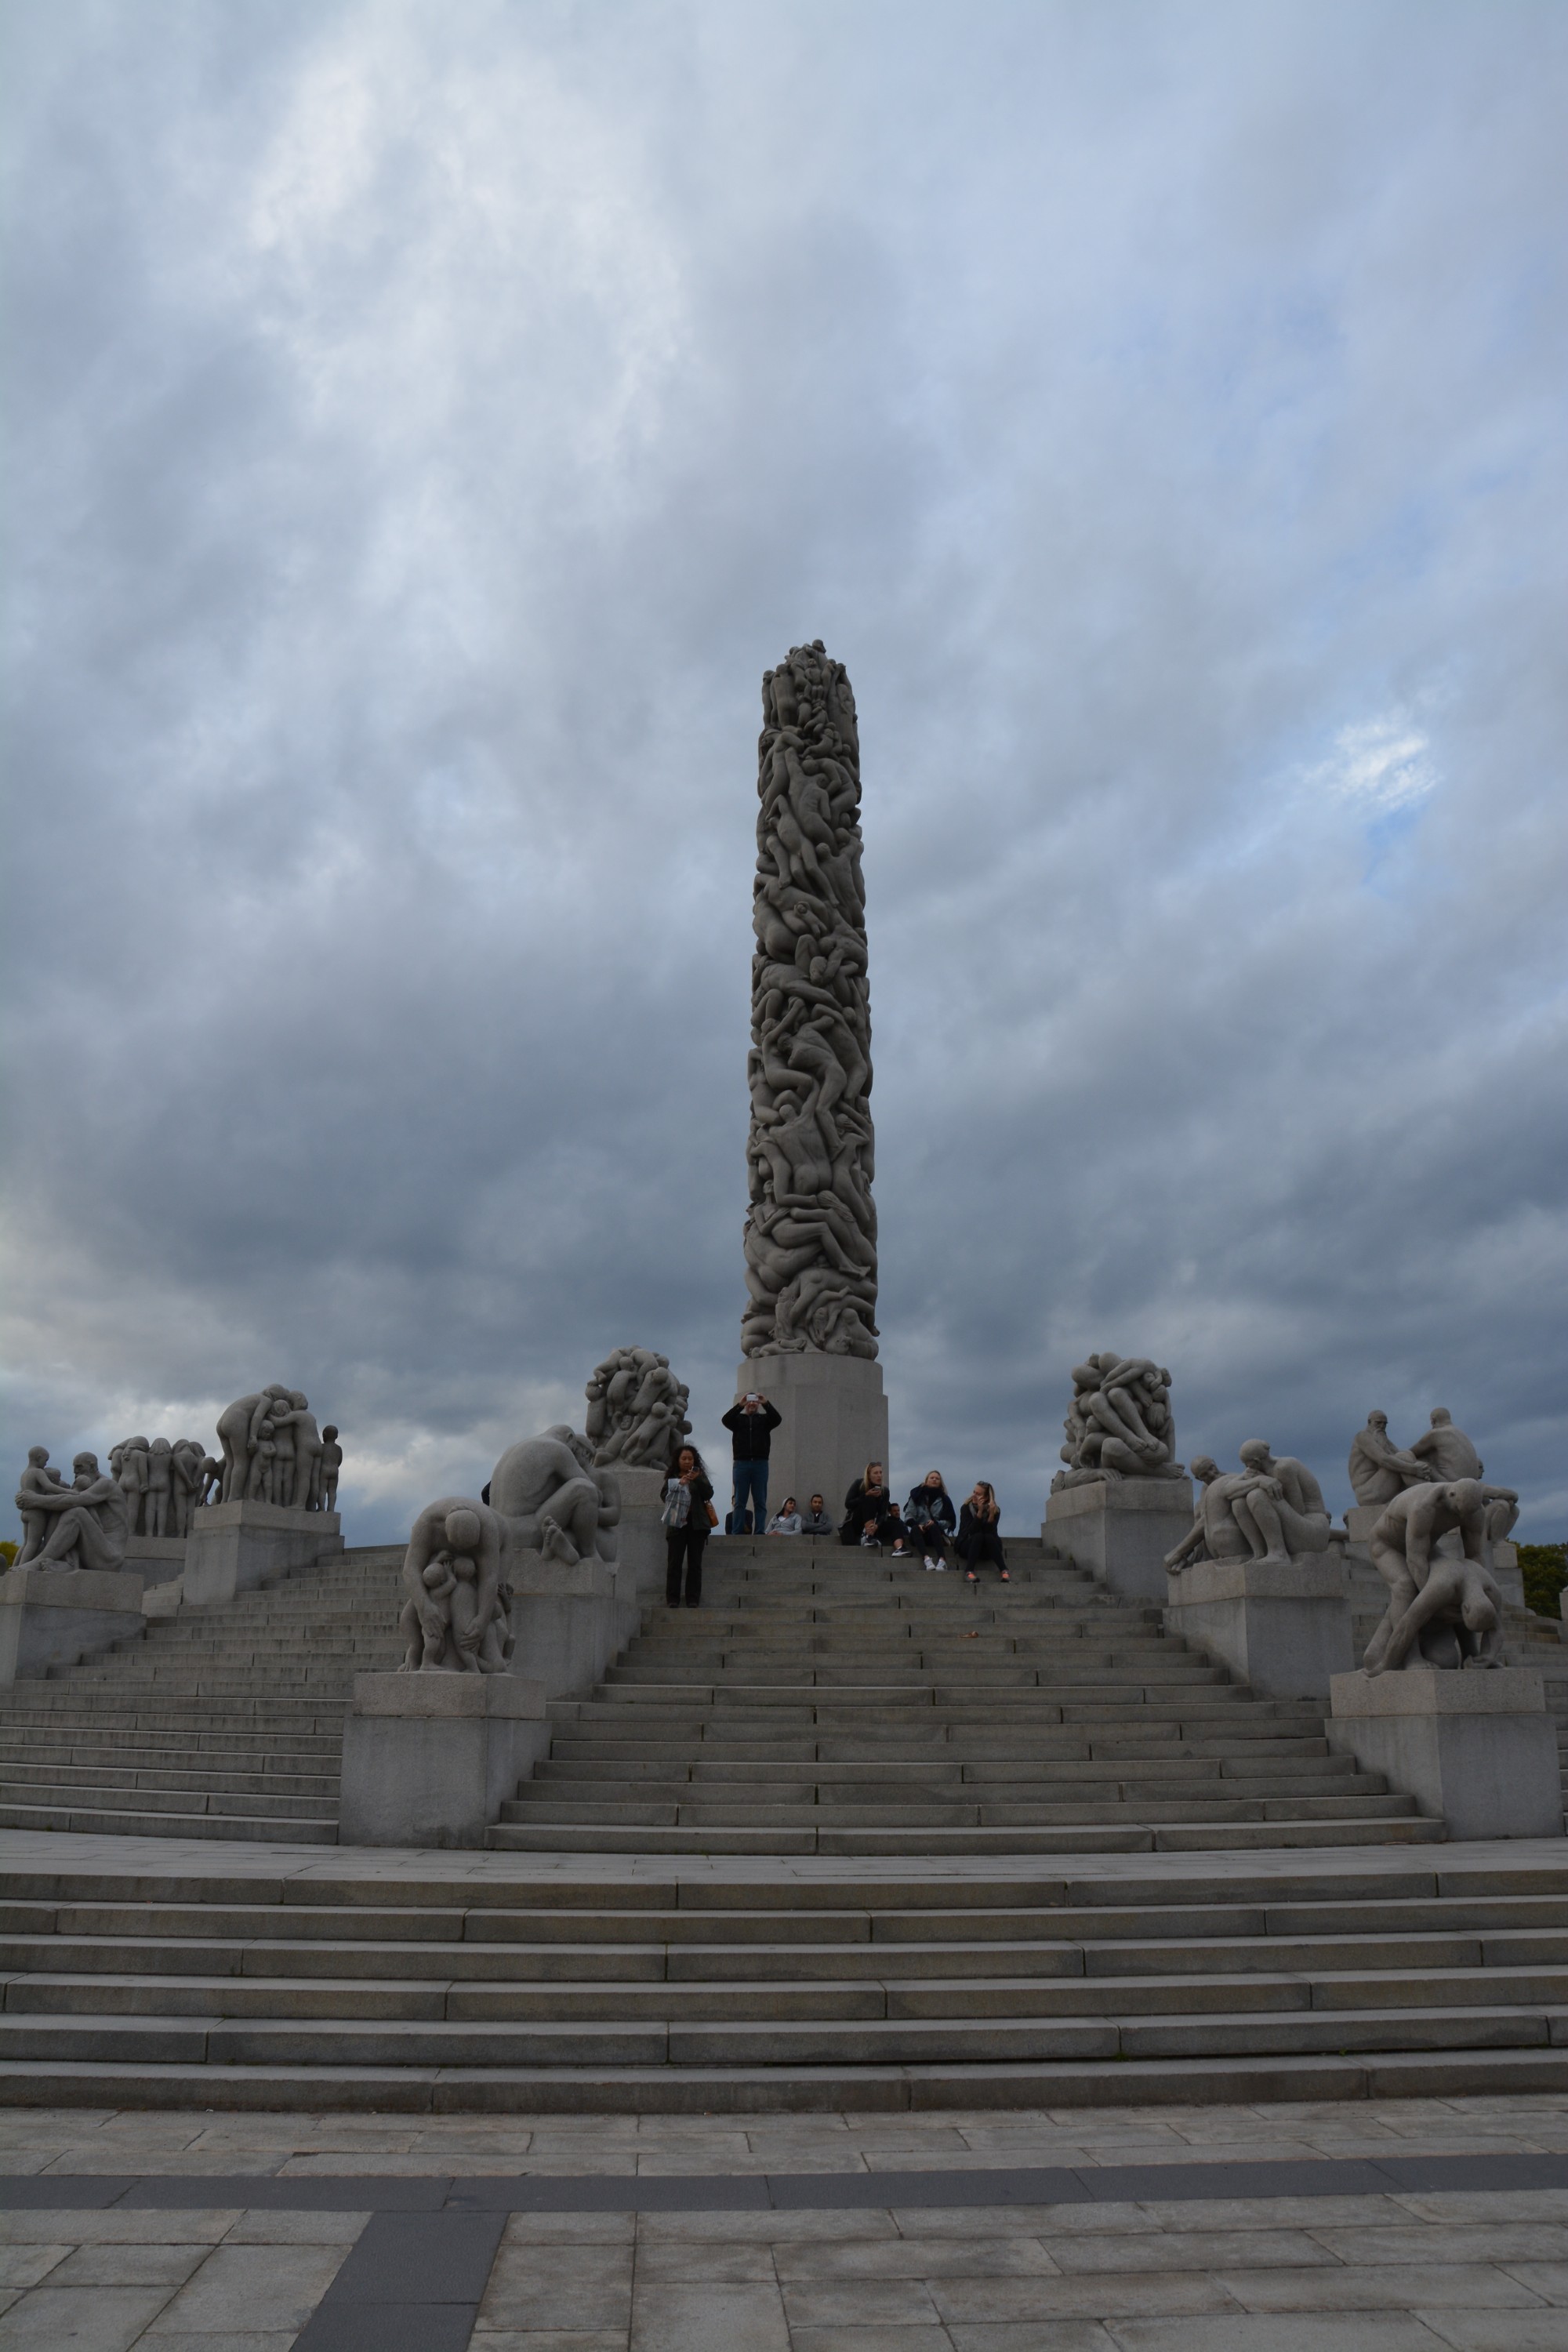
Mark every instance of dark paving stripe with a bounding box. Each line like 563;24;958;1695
292;2211;506;2352
5;2150;1568;2209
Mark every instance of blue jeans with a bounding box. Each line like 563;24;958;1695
731;1458;769;1533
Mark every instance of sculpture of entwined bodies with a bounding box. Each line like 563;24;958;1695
742;641;877;1360
584;1348;691;1468
1051;1353;1185;1491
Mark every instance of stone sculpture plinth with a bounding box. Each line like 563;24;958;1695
339;1673;550;1848
506;1549;641;1693
1164;1555;1355;1700
612;1466;671;1596
183;1500;343;1609
739;1352;888;1543
1327;1667;1563;1841
124;1535;187;1587
0;1566;147;1686
1045;1476;1194;1602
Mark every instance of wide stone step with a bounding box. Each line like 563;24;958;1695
0;2000;1553;2068
486;1816;1443;1855
0;1800;337;1842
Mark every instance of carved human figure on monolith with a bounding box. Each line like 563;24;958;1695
1347;1410;1433;1508
740;642;878;1361
398;1498;514;1674
1052;1354;1184;1490
1361;1476;1519;1675
18;1454;130;1572
584;1348;691;1468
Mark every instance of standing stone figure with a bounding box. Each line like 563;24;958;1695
215;1388;334;1508
1052;1354;1185;1490
319;1428;342;1513
584;1348;691;1468
741;641;878;1362
13;1448;69;1565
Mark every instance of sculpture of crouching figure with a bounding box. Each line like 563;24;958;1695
1163;1443;1332;1573
488;1425;619;1566
1362;1475;1519;1677
398;1499;514;1674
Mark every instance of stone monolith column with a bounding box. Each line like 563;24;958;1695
736;641;887;1529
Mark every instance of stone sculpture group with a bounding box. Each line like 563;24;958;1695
741;641;878;1363
584;1348;691;1469
10;1389;343;1575
1051;1353;1185;1489
399;1423;622;1674
1149;1386;1522;1678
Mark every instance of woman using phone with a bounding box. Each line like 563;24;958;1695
840;1461;900;1548
957;1481;1008;1584
662;1444;715;1607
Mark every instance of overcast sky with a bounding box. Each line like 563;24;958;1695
4;0;1565;1544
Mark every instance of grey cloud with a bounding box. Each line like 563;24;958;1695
3;0;1564;1544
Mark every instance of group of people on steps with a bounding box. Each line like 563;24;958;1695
660;1386;1010;1607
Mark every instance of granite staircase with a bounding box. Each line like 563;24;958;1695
0;1546;406;1842
492;1537;1439;1857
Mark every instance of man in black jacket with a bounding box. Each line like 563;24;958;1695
721;1389;782;1534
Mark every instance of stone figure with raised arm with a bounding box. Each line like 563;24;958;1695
1346;1410;1434;1508
20;1454;130;1572
1361;1476;1520;1675
398;1497;513;1674
13;1448;68;1566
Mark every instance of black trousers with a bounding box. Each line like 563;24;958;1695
909;1517;949;1561
666;1527;707;1606
957;1528;1006;1576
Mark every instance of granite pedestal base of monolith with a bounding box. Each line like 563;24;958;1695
506;1550;641;1695
339;1674;550;1848
1327;1666;1563;1841
124;1535;187;1588
0;1566;147;1685
1163;1555;1355;1700
734;1352;887;1536
609;1468;669;1598
1045;1477;1195;1602
183;1501;342;1608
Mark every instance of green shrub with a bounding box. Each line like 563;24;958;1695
0;1541;16;1568
1519;1541;1568;1619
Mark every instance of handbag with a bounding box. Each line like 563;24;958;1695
705;1501;719;1528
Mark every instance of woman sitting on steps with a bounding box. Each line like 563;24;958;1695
957;1481;1008;1584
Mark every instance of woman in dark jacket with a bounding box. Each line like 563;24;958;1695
840;1461;900;1548
957;1481;1008;1584
662;1444;715;1607
906;1470;957;1570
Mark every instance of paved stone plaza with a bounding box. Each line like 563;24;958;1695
8;2083;1568;2347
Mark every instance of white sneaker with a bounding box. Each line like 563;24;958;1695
935;1562;946;1571
924;1557;936;1571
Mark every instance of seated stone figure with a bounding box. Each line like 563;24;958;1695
488;1425;619;1566
1226;1440;1333;1566
1347;1410;1434;1508
1164;1457;1254;1573
17;1454;130;1573
398;1497;514;1674
1362;1475;1519;1675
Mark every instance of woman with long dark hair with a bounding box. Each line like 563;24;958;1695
662;1443;714;1607
957;1481;1008;1584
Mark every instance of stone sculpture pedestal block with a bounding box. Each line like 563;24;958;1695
735;1352;887;1536
183;1501;342;1609
339;1674;550;1848
0;1566;147;1685
124;1535;187;1588
506;1551;641;1696
610;1467;669;1598
1327;1666;1563;1841
1044;1477;1195;1603
1163;1555;1355;1700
